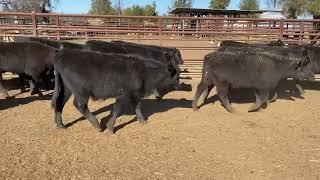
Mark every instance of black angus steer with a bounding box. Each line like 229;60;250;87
85;40;182;98
0;42;56;97
11;37;86;92
111;40;184;65
192;46;314;112
51;48;180;134
198;39;304;104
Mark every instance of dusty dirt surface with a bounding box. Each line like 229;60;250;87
0;78;320;179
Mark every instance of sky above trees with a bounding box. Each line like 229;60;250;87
55;0;272;14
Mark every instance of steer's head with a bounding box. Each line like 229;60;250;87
294;54;315;81
155;64;181;93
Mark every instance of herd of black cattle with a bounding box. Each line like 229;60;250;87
0;37;319;134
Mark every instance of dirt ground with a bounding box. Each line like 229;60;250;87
0;78;320;179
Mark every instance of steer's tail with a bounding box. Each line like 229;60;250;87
51;69;62;110
51;47;67;111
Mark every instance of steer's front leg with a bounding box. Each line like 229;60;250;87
135;101;147;124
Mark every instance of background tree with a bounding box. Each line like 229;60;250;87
123;2;158;16
239;0;259;10
209;0;230;9
171;0;193;9
0;0;58;12
123;5;143;16
143;2;157;16
89;0;114;15
265;0;309;18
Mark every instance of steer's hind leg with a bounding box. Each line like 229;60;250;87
0;81;9;98
106;98;123;134
295;81;305;96
216;83;234;113
248;89;269;112
27;79;43;96
18;75;28;93
73;96;102;132
199;83;215;105
53;87;72;129
192;80;209;110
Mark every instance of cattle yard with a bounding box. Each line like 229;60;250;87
1;12;320;179
0;78;320;179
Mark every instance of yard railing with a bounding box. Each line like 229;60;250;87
1;12;320;78
1;12;320;45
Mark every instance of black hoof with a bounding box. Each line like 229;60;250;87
105;129;114;135
139;120;148;125
56;124;66;129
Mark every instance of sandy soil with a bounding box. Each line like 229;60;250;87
0;78;320;179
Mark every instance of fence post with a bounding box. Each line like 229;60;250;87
299;21;304;45
137;18;141;43
31;12;37;37
85;17;88;40
214;19;218;43
56;15;60;40
158;16;163;46
279;19;284;40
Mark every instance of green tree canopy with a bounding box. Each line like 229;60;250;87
209;0;230;9
123;2;158;16
265;0;318;19
0;0;58;12
281;0;307;18
123;5;143;16
239;0;259;10
171;0;193;9
89;0;114;15
143;2;157;16
307;0;320;16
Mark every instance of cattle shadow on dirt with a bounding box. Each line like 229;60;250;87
299;80;320;91
1;77;53;93
199;79;316;108
0;94;52;110
65;98;192;132
1;78;25;91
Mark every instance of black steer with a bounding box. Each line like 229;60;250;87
197;40;306;103
192;46;314;112
51;48;179;134
85;40;182;98
0;42;56;97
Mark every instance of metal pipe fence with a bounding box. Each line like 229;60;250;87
1;12;320;78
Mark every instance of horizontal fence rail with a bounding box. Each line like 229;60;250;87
1;12;320;78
